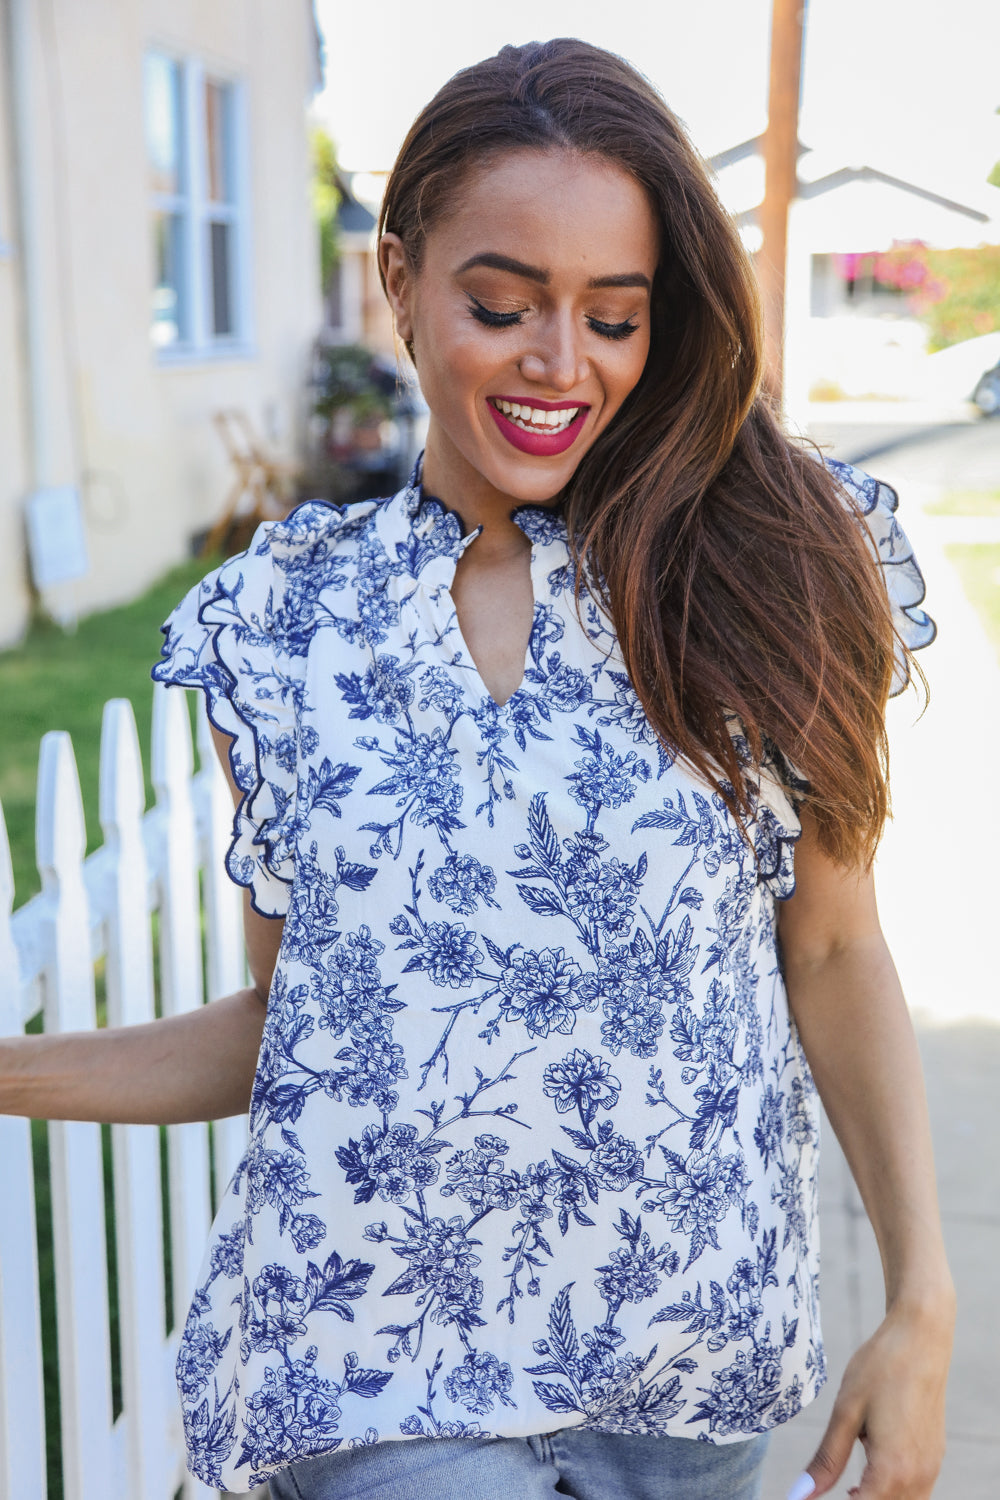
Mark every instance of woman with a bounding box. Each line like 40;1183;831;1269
2;38;952;1500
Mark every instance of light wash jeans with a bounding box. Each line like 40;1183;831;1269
267;1427;770;1500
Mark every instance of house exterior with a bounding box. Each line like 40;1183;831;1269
709;137;997;411
323;170;394;356
0;0;324;646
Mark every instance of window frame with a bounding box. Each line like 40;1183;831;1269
146;48;254;364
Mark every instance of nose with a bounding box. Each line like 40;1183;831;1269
519;312;589;392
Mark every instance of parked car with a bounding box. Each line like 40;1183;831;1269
972;359;1000;416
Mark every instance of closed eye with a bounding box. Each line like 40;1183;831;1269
587;317;639;341
467;297;524;329
467;296;639;342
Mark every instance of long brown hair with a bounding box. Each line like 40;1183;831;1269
378;38;904;866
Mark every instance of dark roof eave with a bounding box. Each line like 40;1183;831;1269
714;139;989;224
337;200;378;234
708;134;811;171
796;165;989;222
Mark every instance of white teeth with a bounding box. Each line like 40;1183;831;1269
494;399;581;434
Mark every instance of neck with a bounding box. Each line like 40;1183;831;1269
419;433;559;557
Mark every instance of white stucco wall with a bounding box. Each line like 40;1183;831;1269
0;0;322;645
0;3;38;645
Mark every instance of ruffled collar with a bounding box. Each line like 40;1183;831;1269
373;456;573;589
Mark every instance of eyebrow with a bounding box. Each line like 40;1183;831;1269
455;252;652;292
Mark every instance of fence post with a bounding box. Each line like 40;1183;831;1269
195;703;249;1199
36;731;115;1500
101;700;174;1499
150;687;218;1500
0;800;47;1500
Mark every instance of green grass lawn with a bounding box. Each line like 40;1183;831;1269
1;555;217;906
928;487;1000;669
945;543;1000;663
925;487;1000;518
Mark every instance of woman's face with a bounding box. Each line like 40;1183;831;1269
380;149;659;517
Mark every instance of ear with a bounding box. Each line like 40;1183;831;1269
378;233;414;345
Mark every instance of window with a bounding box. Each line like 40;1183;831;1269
146;53;187;345
205;79;237;336
144;51;250;356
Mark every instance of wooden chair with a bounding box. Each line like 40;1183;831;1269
203;409;301;555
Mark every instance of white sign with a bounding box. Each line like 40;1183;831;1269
25;486;89;589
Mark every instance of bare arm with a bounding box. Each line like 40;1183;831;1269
0;722;284;1124
777;818;954;1499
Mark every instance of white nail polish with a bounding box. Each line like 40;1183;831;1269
785;1475;816;1500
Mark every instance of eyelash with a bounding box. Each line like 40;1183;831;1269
467;298;639;342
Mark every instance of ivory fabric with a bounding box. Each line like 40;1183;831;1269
153;459;931;1491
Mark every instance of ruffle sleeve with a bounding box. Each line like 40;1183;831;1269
825;457;936;695
152;500;356;917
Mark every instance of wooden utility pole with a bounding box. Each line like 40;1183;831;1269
758;0;806;404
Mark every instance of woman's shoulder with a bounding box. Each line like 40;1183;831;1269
267;495;383;555
822;455;889;516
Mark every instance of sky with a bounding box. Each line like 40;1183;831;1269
313;0;1000;214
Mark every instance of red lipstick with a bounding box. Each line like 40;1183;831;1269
487;397;590;457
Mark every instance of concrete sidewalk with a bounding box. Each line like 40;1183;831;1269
762;430;1000;1498
762;1035;999;1500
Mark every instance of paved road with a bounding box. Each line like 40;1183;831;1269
762;415;1000;1499
809;413;1000;490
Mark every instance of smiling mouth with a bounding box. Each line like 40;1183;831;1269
488;398;586;435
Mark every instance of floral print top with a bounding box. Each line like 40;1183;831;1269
153;457;933;1491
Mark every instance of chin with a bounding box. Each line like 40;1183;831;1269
504;471;570;502
483;448;589;505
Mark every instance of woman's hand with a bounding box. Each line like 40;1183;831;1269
795;1294;954;1498
778;817;954;1499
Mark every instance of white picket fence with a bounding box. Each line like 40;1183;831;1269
0;686;251;1500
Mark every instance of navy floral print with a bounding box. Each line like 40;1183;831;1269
153;460;931;1490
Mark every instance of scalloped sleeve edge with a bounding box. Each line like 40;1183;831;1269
824;457;936;696
151;536;298;919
